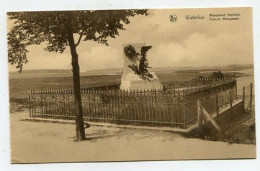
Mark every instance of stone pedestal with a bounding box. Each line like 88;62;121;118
120;77;163;91
120;43;163;91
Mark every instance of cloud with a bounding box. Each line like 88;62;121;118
8;8;253;72
9;45;71;71
79;45;122;71
149;31;253;67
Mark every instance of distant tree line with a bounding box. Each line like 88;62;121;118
197;71;226;79
212;71;225;78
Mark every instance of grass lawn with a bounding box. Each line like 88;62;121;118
185;112;256;145
9;72;203;98
9;70;239;100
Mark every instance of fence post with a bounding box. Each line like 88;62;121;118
243;86;245;105
29;90;32;117
216;94;219;118
229;90;233;120
182;91;186;128
235;80;238;100
250;83;253;111
40;89;43;115
197;99;202;129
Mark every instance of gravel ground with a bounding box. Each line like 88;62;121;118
10;111;256;163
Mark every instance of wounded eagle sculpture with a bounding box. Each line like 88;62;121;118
124;45;153;81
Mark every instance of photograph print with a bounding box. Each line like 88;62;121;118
8;7;255;163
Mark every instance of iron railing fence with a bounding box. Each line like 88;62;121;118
29;79;240;129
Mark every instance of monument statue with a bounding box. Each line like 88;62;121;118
120;43;163;91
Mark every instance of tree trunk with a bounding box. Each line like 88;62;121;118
66;15;86;141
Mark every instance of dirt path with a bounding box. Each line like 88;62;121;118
10;112;256;163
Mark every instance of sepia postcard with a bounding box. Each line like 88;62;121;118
7;7;255;164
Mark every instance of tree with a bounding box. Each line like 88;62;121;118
8;10;148;141
212;71;225;79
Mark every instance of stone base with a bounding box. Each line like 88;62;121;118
120;79;163;91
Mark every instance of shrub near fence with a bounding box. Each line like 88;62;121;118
162;76;236;90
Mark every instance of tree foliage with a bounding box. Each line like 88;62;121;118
8;10;148;71
212;71;225;78
8;10;148;141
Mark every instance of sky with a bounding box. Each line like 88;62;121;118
8;7;253;72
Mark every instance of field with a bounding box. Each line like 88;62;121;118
9;67;249;101
9;72;197;100
9;74;121;100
